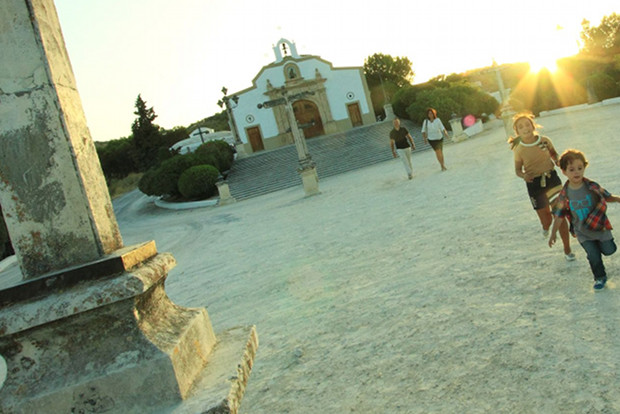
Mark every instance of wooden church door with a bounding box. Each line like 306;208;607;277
347;103;363;127
246;127;264;152
292;100;325;139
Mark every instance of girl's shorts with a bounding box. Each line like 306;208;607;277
429;139;443;151
526;169;562;210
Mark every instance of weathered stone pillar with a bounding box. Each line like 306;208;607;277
0;1;257;412
0;0;123;280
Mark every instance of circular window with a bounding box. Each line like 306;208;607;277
346;92;355;100
245;114;255;123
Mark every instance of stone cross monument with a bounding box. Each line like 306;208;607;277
0;1;257;412
258;89;320;196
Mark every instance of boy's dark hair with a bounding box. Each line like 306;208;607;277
559;149;589;171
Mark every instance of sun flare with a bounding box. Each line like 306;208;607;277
527;24;579;74
528;57;558;74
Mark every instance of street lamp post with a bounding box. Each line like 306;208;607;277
378;72;395;121
217;87;244;150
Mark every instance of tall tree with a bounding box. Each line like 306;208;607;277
131;94;163;171
580;13;620;57
364;53;414;88
96;137;138;180
364;53;415;115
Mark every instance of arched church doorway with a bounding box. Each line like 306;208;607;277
292;100;324;139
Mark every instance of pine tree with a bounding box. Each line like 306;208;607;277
131;94;163;171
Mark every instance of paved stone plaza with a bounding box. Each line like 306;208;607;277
108;103;620;413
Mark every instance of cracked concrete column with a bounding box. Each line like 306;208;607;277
0;0;123;280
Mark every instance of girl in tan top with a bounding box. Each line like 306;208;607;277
509;112;574;261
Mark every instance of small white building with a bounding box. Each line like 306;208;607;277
170;127;234;154
228;38;376;154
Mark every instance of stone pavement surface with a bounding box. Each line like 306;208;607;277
3;104;620;413
106;103;620;413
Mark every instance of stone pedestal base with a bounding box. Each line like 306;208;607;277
235;143;248;159
448;117;466;143
167;325;258;413
383;104;395;121
0;242;257;413
299;166;320;197
216;181;236;206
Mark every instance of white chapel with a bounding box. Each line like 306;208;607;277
227;38;376;154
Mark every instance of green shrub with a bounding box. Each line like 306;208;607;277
108;172;143;199
178;165;220;200
476;92;501;117
403;82;499;128
391;86;420;119
587;72;620;101
194;140;234;172
406;89;460;127
138;153;198;198
96;137;138;180
137;168;159;196
193;148;220;171
137;139;235;200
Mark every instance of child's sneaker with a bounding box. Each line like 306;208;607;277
564;252;576;261
542;228;549;238
594;277;607;290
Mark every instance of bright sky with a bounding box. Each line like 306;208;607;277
53;0;618;142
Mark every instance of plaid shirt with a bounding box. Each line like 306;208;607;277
555;177;613;235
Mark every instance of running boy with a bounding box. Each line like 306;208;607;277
548;149;620;290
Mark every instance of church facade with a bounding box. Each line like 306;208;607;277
228;39;376;154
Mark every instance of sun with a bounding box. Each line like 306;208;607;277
528;57;558;74
527;24;578;74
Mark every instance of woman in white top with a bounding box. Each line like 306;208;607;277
421;108;450;171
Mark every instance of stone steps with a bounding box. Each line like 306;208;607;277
226;120;432;201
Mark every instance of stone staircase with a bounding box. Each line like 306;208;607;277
225;120;432;201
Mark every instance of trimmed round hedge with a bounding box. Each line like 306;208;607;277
137;139;235;200
177;164;220;200
194;140;234;172
138;153;197;197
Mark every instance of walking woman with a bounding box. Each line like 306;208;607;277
421;108;450;171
